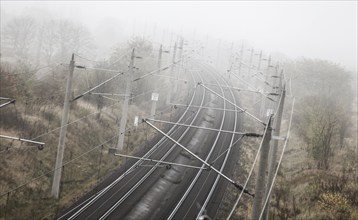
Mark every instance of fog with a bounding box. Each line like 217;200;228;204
1;1;357;72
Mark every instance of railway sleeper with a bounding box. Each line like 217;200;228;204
124;87;220;220
161;166;183;184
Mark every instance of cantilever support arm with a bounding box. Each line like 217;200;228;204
72;72;124;101
198;82;266;126
133;63;175;82
114;153;207;170
201;82;277;102
143;119;254;197
0;99;16;108
0;135;45;150
147;118;262;137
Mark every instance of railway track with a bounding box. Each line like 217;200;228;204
58;60;244;220
167;62;243;220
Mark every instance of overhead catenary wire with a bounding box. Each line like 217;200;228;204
8;89;79;108
146;118;254;136
0;97;122;155
227;71;258;91
201;82;277;102
1;36;289;217
0;134;119;198
114;153;207;170
73;65;124;74
133;62;176;82
0;83;171;155
72;72;125;101
198;82;266;126
1;39;182;193
3;97;173;182
209;136;245;165
74;49;139;67
144;119;253;196
90;83;168;103
74;53;107;63
132;52;189;82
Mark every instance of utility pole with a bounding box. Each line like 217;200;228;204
150;45;162;118
169;31;174;49
52;53;75;198
248;48;254;80
255;50;263;86
167;42;177;105
161;28;166;46
174;38;184;94
238;44;244;77
253;51;263;108
203;34;208;58
116;49;135;151
251;117;272;220
260;56;271;119
263;75;286;220
216;38;222;69
227;42;234;78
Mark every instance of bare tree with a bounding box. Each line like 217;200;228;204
289;59;354;170
41;20;59;65
2;16;36;58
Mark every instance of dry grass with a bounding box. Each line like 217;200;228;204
0;74;191;219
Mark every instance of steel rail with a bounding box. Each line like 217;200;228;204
184;63;239;219
114;153;207;170
64;68;201;220
196;63;241;219
98;68;208;219
167;62;233;219
178;62;241;219
199;82;265;126
147;118;246;135
170;103;238;112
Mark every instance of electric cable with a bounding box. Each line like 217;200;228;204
0;134;119;197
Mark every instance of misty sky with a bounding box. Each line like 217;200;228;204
1;1;357;72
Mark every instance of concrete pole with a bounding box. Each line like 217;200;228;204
263;75;285;220
216;38;222;69
161;28;166;45
248;48;254;80
150;45;162;118
116;49;135;151
192;28;196;42
174;38;184;94
227;42;234;78
253;51;262;108
238;44;244;77
167;42;177;105
52;54;75;198
257;51;262;73
260;56;271;119
169;31;174;49
204;34;208;58
152;22;157;41
251;116;273;220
